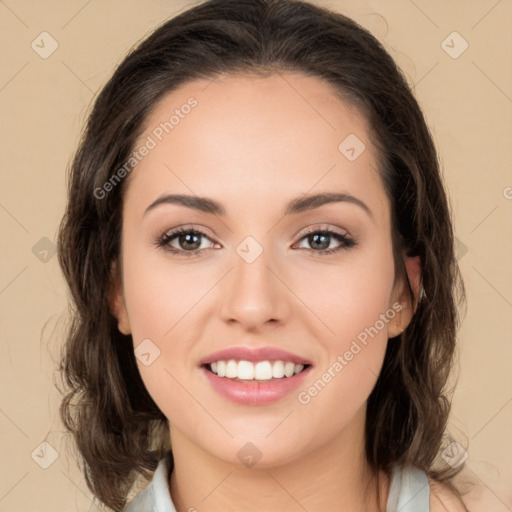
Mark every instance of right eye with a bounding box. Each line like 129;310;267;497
155;227;219;257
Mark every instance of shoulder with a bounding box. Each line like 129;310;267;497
428;476;468;512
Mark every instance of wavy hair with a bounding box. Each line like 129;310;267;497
57;0;467;509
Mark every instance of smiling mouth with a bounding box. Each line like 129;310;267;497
203;359;311;382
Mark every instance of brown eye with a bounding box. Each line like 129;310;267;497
294;229;356;255
175;231;203;251
156;228;217;257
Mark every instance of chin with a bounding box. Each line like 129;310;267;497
192;430;312;470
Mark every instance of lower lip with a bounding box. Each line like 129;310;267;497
202;366;312;405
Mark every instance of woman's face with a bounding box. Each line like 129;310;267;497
112;72;419;467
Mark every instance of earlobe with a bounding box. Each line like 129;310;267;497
388;253;422;338
403;254;422;313
108;260;131;335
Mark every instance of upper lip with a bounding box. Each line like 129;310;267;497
200;346;313;366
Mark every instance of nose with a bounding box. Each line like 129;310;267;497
219;244;290;332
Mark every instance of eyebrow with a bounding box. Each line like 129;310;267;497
144;192;373;219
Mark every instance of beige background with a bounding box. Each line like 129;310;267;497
0;0;511;510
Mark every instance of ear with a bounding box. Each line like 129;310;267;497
108;260;131;335
388;252;422;338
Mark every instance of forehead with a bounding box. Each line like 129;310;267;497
124;72;387;220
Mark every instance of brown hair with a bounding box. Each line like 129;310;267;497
57;0;467;509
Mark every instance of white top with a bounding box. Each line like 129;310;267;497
124;452;430;512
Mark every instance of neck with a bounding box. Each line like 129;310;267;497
168;407;390;512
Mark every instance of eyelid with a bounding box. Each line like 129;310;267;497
295;224;351;239
161;223;216;238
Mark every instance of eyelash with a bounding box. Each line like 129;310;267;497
154;225;357;258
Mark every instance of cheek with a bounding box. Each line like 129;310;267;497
120;246;210;422
121;243;211;343
118;234;210;386
289;241;396;347
290;244;395;414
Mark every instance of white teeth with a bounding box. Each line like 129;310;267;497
237;360;254;380
294;364;304;375
216;360;226;377
254;361;272;380
272;360;285;378
208;359;307;380
225;359;238;378
284;361;295;377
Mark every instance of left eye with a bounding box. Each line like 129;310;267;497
294;230;355;254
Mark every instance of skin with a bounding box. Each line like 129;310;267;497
110;72;426;511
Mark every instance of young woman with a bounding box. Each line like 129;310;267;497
57;0;470;510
